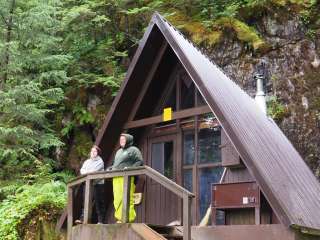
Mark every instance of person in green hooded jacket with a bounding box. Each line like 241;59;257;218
108;133;143;223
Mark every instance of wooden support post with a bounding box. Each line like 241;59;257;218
211;207;217;225
83;179;93;224
67;186;73;240
255;206;260;225
183;193;192;240
122;175;131;223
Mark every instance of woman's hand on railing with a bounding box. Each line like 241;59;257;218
106;166;113;171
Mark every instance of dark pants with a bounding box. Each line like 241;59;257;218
80;184;106;223
94;184;106;223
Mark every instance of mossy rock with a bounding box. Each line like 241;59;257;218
166;11;269;51
213;17;270;52
19;206;65;240
167;11;223;46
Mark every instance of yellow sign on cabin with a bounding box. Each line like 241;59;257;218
163;107;172;122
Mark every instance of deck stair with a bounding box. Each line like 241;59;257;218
148;224;183;240
71;223;184;240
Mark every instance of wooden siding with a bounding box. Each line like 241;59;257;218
221;129;241;168
223;168;254;183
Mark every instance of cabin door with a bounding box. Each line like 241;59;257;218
145;134;180;225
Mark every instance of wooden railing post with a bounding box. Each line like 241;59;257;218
255;206;260;225
122;175;131;223
183;193;191;240
67;186;73;240
83;179;93;224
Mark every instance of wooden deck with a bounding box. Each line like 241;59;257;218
71;224;317;240
71;224;167;240
66;166;194;240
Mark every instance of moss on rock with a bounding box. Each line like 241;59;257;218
213;17;270;52
167;11;223;46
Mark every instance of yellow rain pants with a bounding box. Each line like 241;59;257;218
112;176;136;222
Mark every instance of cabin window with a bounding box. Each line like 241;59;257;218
183;169;193;192
163;84;177;112
151;141;174;179
180;76;195;109
199;167;224;219
196;89;206;106
198;128;221;164
198;113;221;164
183;132;195;165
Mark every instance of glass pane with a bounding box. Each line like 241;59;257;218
164;85;176;112
196;89;206;106
181;117;195;130
181;76;195;109
199;167;224;220
183;169;193;192
151;143;164;174
199;113;219;129
151;141;174;179
156;85;176;126
164;142;174;179
198;124;221;164
183;132;195;165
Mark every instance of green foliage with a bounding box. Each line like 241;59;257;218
0;0;69;178
0;181;67;240
0;160;73;239
73;104;95;125
0;81;64;178
267;96;289;122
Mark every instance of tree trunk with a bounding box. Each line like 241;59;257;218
1;0;15;90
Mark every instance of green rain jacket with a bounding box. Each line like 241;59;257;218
111;134;143;170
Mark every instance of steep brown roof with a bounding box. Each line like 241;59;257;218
96;13;320;231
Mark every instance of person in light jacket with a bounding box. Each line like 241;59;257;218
108;134;143;223
75;145;105;224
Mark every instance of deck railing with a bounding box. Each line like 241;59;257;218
67;166;194;240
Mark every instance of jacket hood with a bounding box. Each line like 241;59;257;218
121;133;134;149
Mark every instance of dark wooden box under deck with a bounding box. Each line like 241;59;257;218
212;181;261;225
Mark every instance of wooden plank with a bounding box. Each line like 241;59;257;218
176;129;182;222
68;177;86;188
56;208;67;233
131;223;167;240
125;115;163;129
68;167;145;187
124;105;211;129
86;168;145;180
83;179;93;224
67;187;73;240
255;206;261;225
183;194;192;240
122;175;131;223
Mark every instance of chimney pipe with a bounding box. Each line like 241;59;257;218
254;73;267;114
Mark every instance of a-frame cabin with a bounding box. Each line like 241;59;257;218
61;13;320;240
